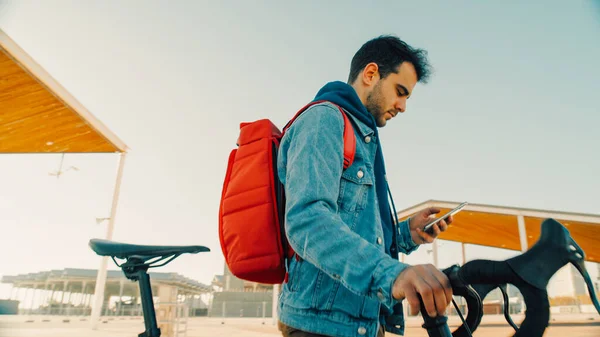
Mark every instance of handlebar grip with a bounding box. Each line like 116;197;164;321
444;265;483;337
418;293;453;337
417;265;483;337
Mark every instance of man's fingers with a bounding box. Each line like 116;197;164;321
446;215;454;225
417;228;435;243
403;285;420;316
414;277;437;317
430;269;453;307
438;220;448;232
423;207;441;217
432;223;442;237
427;268;453;313
419;268;450;316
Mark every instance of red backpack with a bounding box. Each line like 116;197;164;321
218;100;356;284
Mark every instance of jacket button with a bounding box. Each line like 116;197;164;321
377;237;382;245
364;136;371;143
358;327;367;335
357;170;364;179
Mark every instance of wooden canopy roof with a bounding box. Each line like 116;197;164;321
397;200;600;263
0;29;127;153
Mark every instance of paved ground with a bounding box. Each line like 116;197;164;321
0;314;598;337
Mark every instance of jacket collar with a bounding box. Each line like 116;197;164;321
343;109;375;138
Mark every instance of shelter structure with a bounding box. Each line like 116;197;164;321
396;200;600;264
395;200;600;315
1;28;127;329
1;268;211;316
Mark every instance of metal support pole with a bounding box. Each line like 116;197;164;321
272;284;279;325
117;279;125;316
59;281;68;316
66;286;72;316
517;215;527;314
517;215;528;252
85;293;92;315
29;285;37;315
81;281;87;316
433;240;439;268
91;152;127;329
21;287;28;314
48;284;56;315
460;242;467;311
41;282;50;315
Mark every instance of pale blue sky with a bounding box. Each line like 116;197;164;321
0;1;598;301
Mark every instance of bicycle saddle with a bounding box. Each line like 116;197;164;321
89;238;210;259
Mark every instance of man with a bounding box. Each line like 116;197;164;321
276;35;453;337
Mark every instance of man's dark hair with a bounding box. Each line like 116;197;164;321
347;35;432;84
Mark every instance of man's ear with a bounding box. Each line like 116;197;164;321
362;62;379;86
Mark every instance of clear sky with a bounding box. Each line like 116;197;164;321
0;1;598;302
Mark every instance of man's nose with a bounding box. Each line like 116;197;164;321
395;98;407;113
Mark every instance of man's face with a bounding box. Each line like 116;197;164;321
365;62;418;127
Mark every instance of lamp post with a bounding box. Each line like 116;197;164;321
90;152;127;329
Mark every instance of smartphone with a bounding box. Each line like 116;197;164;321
423;202;468;234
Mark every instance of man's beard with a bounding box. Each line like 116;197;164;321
365;83;387;127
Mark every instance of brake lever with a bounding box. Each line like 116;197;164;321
506;219;600;316
498;284;519;331
567;240;600;315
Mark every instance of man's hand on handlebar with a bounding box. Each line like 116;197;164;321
392;264;453;318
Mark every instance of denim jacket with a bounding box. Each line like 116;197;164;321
277;102;419;337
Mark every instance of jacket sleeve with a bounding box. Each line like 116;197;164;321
278;104;409;309
397;218;419;254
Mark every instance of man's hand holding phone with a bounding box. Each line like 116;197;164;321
408;207;453;244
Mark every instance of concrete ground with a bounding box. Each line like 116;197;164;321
0;314;598;337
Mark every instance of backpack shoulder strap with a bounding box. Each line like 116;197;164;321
282;100;356;169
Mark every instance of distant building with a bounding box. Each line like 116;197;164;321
549;264;590;298
209;263;273;318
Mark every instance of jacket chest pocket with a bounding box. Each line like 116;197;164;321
337;162;373;213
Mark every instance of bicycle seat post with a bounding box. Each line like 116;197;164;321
137;267;161;337
121;257;161;337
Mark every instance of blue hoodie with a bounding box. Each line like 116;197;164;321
313;81;396;256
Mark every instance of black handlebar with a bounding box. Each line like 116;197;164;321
419;218;600;337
